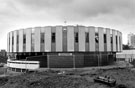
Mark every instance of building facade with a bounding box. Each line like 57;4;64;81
0;49;7;57
128;33;135;48
7;25;122;71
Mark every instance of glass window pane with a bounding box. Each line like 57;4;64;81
86;32;89;43
75;32;78;43
52;33;55;43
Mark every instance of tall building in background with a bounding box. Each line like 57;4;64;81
128;33;135;48
0;50;7;57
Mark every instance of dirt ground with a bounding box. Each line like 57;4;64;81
0;67;134;88
0;61;134;88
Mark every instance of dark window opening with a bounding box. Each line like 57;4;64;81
116;36;117;44
52;33;55;43
41;33;44;43
111;36;113;43
95;33;99;43
12;36;14;45
75;32;78;43
9;37;10;46
119;36;121;44
104;34;106;43
23;34;26;44
17;35;19;44
86;32;89;43
31;33;34;52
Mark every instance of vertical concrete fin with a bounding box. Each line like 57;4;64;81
79;26;85;51
45;26;51;52
67;26;74;51
88;26;95;51
98;27;104;51
34;27;41;52
56;26;63;51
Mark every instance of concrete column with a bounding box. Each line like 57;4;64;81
79;26;85;51
45;26;51;52
56;26;63;51
106;28;111;51
34;27;41;52
26;28;32;52
13;31;17;52
117;31;120;52
98;27;104;51
88;26;95;51
67;26;74;51
7;33;10;52
120;32;123;51
10;32;12;52
19;29;24;52
112;30;116;52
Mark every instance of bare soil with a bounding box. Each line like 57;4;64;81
0;67;134;88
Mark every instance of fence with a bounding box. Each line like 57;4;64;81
25;53;115;68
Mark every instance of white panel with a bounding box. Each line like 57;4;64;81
67;26;74;51
88;26;95;51
7;33;9;52
13;31;17;52
26;28;32;52
112;30;116;51
98;27;104;51
56;26;63;51
45;26;51;52
7;60;39;70
10;32;12;52
106;28;111;51
79;26;85;51
34;27;41;52
19;29;23;52
117;31;120;52
120;32;123;51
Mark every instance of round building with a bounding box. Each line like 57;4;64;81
7;25;122;71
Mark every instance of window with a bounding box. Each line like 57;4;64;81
16;34;19;52
95;33;99;43
116;36;117;44
110;36;113;43
9;37;10;46
85;32;89;43
23;34;26;44
17;35;19;44
119;36;121;50
12;36;14;45
31;33;34;52
52;33;55;43
75;32;78;43
41;33;44;43
9;37;10;51
104;34;106;43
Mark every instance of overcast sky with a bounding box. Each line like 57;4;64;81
0;0;134;50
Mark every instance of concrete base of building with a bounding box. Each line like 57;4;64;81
9;52;116;69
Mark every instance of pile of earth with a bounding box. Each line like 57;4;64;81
0;68;135;88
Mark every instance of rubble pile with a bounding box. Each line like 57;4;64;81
0;68;135;88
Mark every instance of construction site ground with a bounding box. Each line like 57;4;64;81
0;61;134;88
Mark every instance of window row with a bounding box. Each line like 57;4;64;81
8;32;121;52
9;32;120;45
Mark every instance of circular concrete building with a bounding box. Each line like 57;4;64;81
7;25;122;71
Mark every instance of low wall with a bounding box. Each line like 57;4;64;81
7;59;40;70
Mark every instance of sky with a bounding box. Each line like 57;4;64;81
0;0;134;50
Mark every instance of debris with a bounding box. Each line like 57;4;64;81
94;76;116;87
